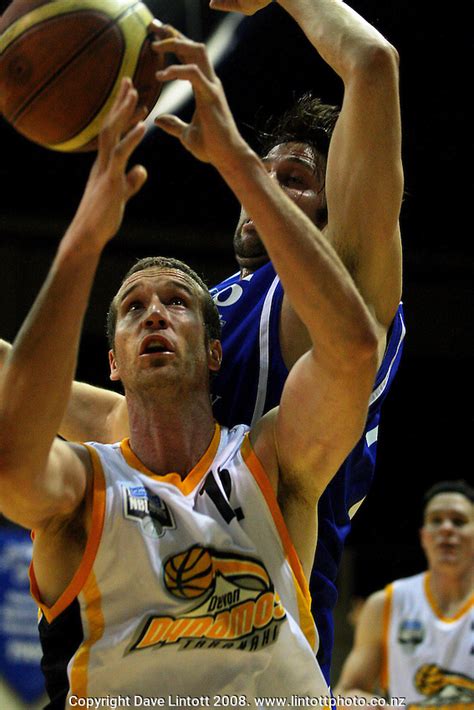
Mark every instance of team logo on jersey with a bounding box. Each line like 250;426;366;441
397;618;425;652
122;485;175;539
407;663;474;708
129;545;287;653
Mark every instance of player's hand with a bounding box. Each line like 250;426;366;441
67;78;147;251
208;0;273;15
150;24;247;169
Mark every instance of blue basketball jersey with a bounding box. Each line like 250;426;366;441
210;261;405;683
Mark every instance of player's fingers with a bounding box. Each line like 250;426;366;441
131;103;149;125
152;36;215;81
156;64;216;103
125;165;148;200
154;114;188;139
99;86;140;165
114;76;133;106
113;121;147;169
149;21;182;41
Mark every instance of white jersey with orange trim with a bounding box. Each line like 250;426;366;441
382;572;474;708
31;424;330;706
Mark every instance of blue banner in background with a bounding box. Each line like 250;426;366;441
0;525;45;704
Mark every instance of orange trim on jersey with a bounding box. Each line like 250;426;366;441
241;434;316;650
120;424;221;495
424;571;474;622
291;568;318;651
69;569;105;698
380;583;393;692
29;445;106;624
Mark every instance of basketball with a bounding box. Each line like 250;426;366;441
0;0;166;151
164;547;215;600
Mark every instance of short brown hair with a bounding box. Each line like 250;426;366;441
106;257;221;350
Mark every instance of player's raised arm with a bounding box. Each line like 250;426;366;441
0;80;146;530
280;0;403;331
152;30;378;575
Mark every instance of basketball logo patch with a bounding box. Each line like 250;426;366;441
130;545;286;653
164;547;214;599
408;663;474;708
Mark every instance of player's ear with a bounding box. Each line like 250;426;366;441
109;349;121;382
208;339;222;373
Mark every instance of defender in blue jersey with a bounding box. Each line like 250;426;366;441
0;0;404;685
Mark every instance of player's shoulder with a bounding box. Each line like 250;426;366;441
391;571;424;590
365;588;388;615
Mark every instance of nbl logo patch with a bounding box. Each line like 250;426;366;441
397;618;425;652
122;485;175;539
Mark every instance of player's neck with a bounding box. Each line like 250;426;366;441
428;568;474;616
126;391;216;478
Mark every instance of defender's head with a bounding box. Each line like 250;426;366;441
233;94;340;273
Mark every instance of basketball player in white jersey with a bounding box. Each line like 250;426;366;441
335;480;474;708
0;39;378;706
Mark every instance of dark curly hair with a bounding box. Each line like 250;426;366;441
257;93;340;224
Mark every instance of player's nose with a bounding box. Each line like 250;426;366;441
143;300;168;329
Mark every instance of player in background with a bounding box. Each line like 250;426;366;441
335;480;474;707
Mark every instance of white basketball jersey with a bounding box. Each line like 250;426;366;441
31;424;329;705
382;572;474;707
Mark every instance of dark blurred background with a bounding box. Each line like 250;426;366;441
0;0;473;684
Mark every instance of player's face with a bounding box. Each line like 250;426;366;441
233;142;326;274
420;493;474;573
109;268;220;394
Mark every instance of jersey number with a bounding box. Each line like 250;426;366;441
200;469;244;524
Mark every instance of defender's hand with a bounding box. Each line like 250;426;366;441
151;25;247;169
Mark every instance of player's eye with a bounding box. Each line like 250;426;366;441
127;300;143;312
288;173;305;185
169;296;186;306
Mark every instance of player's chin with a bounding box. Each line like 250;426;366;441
236;253;271;272
234;233;269;269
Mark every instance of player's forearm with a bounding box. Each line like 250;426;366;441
0;235;101;473
216;146;378;364
277;0;397;79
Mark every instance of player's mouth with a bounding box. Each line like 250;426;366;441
139;334;174;357
437;541;459;556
